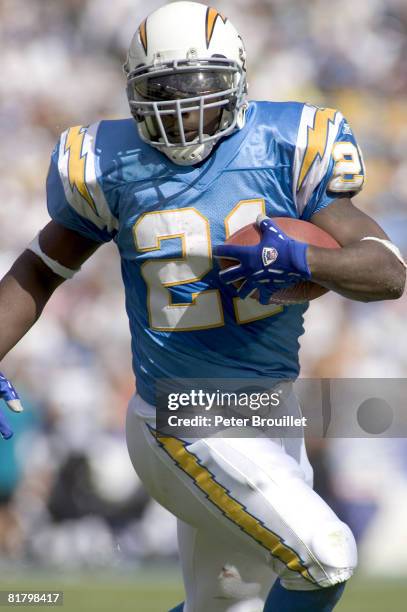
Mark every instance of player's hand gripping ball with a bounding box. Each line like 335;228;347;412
0;372;23;440
214;216;340;305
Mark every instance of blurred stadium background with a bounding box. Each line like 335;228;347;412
1;0;407;610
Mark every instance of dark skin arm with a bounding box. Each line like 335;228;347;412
0;221;101;360
306;198;406;302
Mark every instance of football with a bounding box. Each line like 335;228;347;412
220;217;340;305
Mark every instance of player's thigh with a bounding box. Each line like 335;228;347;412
126;401;306;536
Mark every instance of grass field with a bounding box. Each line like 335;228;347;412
1;568;406;611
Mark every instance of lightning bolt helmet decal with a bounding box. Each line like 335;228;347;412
205;6;228;48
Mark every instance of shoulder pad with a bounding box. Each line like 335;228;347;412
57;123;118;233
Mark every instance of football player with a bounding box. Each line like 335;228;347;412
0;2;405;611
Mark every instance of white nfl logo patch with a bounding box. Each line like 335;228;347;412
262;247;278;266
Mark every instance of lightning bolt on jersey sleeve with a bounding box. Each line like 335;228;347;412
46;123;119;243
293;105;366;220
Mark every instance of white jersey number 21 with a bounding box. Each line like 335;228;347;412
133;200;282;331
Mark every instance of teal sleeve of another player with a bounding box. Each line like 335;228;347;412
46;154;115;244
301;120;365;220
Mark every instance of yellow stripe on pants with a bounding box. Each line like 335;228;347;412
155;432;316;584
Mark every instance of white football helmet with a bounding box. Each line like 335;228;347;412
124;1;248;165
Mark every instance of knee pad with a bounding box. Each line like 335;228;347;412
310;519;357;585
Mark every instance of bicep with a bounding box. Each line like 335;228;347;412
310;198;389;246
37;220;102;270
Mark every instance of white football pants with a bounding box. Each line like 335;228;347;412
126;392;357;612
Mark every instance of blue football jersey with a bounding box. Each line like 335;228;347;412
46;101;365;404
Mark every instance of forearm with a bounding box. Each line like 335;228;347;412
307;240;406;302
0;251;64;360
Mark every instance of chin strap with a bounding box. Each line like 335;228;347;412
236;101;248;129
361;236;407;268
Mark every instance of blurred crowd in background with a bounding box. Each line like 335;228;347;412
1;0;407;577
